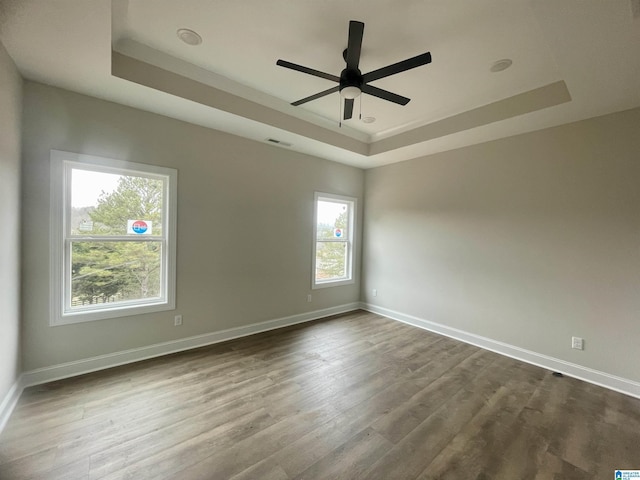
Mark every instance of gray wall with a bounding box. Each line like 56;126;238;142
16;78;640;385
0;41;22;401
363;108;640;382
21;81;364;371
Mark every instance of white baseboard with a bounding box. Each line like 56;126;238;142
10;300;637;435
0;375;24;435
20;303;360;389
361;302;640;400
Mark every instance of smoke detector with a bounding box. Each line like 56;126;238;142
490;59;513;73
177;28;202;46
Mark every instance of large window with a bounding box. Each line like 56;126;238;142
50;150;177;325
312;192;356;288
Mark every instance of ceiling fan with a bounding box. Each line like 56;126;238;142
276;20;432;121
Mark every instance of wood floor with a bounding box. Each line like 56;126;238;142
1;311;639;479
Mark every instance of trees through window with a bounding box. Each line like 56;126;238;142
313;193;356;288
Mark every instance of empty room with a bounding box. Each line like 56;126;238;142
1;0;640;478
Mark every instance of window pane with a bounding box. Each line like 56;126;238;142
315;241;347;281
70;241;162;308
70;169;163;236
316;200;348;240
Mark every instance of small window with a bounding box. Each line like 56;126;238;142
50;150;177;325
312;192;356;289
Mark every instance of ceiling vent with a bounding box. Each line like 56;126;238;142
266;138;292;147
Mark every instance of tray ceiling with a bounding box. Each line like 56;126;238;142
1;0;639;168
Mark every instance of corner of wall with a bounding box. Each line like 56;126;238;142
0;38;24;435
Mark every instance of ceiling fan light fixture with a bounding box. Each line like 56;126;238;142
340;86;361;99
177;28;202;46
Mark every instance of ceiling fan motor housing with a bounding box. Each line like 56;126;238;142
340;68;363;92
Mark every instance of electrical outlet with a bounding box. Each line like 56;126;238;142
307;294;312;303
571;336;583;350
174;315;183;326
372;289;377;297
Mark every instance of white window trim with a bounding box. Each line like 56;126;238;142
49;150;177;325
312;192;356;289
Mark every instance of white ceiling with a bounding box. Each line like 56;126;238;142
1;0;639;168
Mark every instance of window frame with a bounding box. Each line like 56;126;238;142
49;150;177;325
312;192;356;289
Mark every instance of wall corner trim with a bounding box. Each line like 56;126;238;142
360;302;640;400
19;303;360;390
0;375;25;435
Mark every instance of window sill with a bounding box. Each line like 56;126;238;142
312;278;355;290
51;300;175;326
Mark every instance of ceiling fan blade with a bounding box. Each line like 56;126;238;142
362;52;431;83
361;84;410;105
345;21;364;70
291;86;340;106
343;98;354;120
277;59;340;83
